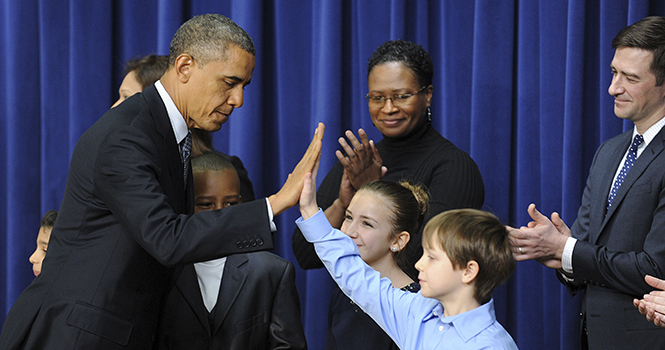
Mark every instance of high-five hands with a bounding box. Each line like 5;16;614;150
269;123;325;216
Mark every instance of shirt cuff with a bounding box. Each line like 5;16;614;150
265;198;276;232
562;236;577;274
295;209;327;242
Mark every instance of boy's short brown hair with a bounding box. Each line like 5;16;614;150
423;209;515;304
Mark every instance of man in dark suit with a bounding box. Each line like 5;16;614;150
508;16;665;349
156;152;306;349
0;14;323;350
112;55;257;203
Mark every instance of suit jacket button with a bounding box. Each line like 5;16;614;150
243;240;250;248
250;239;257;247
257;238;264;246
236;241;243;249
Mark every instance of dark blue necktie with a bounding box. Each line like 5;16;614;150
181;130;192;182
607;134;644;210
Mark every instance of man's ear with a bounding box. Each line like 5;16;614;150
391;231;410;252
175;54;195;83
461;260;479;284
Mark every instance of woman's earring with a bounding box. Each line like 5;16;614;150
391;246;398;252
427;107;432;122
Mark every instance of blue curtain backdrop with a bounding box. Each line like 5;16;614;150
3;1;665;349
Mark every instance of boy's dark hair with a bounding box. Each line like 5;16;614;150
192;152;235;173
359;180;429;276
423;209;515;305
40;210;58;228
367;39;433;88
612;16;665;86
123;54;169;90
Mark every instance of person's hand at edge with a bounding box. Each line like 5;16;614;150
634;275;665;328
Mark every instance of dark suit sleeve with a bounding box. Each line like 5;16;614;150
269;261;307;350
95;126;273;266
292;161;345;270
558;146;598;295
566;140;665;297
571;217;665;297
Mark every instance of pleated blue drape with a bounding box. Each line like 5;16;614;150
3;1;665;349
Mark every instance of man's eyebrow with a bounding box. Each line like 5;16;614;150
611;64;641;79
224;75;243;82
620;70;642;80
224;75;252;86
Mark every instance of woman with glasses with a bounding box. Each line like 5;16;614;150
292;40;485;349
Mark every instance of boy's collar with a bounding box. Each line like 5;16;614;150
422;298;497;342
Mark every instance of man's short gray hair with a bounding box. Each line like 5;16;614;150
168;14;255;68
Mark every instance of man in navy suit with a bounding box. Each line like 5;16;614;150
0;14;323;350
508;16;665;349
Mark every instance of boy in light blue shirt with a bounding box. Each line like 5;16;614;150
296;170;518;349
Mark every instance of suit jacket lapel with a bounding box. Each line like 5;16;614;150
600;129;665;237
587;132;629;245
185;167;194;214
176;264;212;335
143;85;188;208
211;254;248;335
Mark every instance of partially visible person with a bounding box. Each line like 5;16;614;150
28;210;57;277
156;152;306;349
296;164;517;349
111;54;168;108
191;126;214;156
325;178;427;349
293;39;484;280
508;16;665;349
634;275;665;328
0;14;323;349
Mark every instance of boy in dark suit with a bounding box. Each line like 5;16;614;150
157;152;307;350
